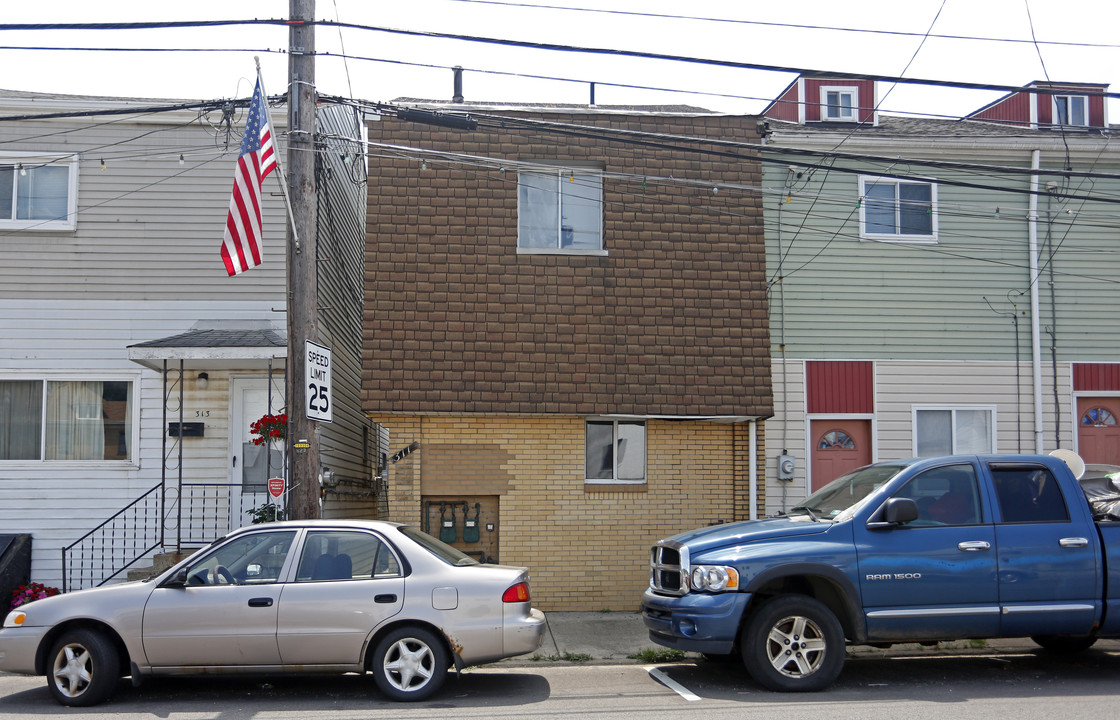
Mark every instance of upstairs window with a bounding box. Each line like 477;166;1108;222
820;86;858;121
1053;95;1088;127
859;176;937;242
0;155;78;230
585;419;646;484
518;166;603;254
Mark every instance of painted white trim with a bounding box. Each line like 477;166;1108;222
797;78;806;125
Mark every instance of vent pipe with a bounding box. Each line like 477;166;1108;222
452;66;464;103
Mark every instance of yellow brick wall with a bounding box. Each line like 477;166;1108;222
369;414;764;611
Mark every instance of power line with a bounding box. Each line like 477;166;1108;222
2;18;1119;100
444;0;1120;50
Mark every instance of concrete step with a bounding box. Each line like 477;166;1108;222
126;549;198;582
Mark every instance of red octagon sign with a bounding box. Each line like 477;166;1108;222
267;476;285;499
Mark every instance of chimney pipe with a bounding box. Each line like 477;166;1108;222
452;66;464;103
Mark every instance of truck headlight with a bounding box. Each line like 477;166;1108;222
689;565;739;592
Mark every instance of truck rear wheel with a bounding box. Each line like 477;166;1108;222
1031;634;1098;654
741;594;845;692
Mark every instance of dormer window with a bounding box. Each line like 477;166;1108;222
821;86;858;121
1053;95;1088;127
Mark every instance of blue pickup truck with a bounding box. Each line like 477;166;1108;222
642;453;1120;691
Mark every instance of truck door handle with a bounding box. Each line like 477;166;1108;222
375;594;397;604
1059;537;1089;548
248;597;274;607
958;541;991;551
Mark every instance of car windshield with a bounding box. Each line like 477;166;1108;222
399;526;479;566
790;464;907;521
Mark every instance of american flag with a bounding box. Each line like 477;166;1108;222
220;78;277;276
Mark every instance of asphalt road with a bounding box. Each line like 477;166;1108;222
2;641;1118;720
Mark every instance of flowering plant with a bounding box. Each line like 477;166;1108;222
11;582;60;610
250;412;287;446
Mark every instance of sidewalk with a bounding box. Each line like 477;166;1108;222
507;610;1120;666
528;611;653;663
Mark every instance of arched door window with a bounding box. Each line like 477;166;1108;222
818;430;856;450
1081;407;1117;427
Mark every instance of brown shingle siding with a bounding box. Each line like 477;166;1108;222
364;111;771;418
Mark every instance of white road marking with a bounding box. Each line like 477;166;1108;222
646;666;701;702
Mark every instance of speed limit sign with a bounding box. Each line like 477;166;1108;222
305;341;333;422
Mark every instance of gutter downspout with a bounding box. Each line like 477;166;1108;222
750;419;758;520
1028;149;1045;453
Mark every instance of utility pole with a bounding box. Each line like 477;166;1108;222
287;0;320;519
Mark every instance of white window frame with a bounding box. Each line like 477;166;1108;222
517;164;605;256
819;86;858;122
0;374;138;464
912;406;997;457
859;175;938;243
1052;94;1088;127
0;153;79;231
584;418;646;485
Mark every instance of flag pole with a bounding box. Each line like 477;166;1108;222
255;56;300;252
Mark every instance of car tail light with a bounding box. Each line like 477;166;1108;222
502;582;530;603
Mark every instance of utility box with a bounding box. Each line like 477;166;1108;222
777;454;796;481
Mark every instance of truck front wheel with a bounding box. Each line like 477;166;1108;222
741;594;845;692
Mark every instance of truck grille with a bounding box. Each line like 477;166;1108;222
649;541;689;596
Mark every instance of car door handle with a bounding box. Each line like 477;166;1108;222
958;541;991;551
248;597;274;607
375;594;397;604
1060;537;1089;548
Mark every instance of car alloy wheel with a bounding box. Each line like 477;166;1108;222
47;629;120;706
372;626;448;701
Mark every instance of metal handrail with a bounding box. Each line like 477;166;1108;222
61;483;162;592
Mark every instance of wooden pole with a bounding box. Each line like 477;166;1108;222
287;0;321;519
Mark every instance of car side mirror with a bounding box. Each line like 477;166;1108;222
867;497;919;530
163;568;189;588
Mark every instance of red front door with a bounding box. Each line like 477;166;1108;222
1077;397;1120;465
810;419;872;492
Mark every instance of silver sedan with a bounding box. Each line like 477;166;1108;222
0;519;545;706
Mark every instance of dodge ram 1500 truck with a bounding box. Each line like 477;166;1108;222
642;453;1120;691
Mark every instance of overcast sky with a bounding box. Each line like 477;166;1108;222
2;0;1118;119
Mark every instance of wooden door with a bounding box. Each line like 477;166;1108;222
1077;397;1120;465
810;419;872;492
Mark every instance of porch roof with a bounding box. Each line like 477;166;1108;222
127;328;287;371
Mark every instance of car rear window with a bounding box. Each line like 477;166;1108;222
398;526;479;566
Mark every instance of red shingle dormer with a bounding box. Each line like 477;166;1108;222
967;82;1109;130
763;75;878;126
